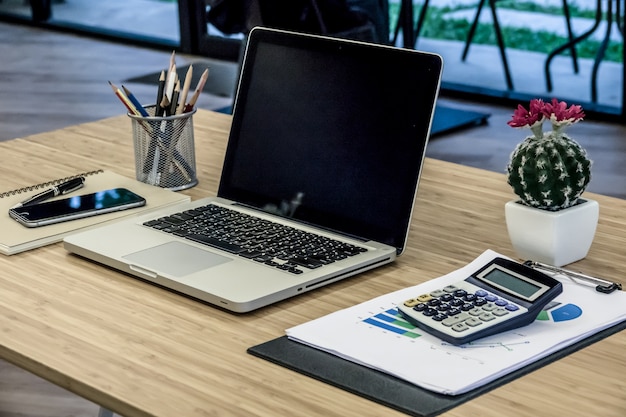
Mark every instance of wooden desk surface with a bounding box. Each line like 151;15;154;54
1;110;625;417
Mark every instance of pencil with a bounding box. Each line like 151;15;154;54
155;70;166;116
122;85;149;117
164;50;177;101
168;80;180;116
109;81;153;135
109;81;138;115
176;64;193;114
184;68;209;112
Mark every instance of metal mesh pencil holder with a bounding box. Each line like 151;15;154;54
128;105;198;191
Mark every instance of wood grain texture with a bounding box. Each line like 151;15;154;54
1;110;625;417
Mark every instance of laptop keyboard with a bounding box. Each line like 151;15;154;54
143;204;368;274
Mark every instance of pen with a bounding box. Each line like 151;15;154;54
11;176;85;208
524;260;622;294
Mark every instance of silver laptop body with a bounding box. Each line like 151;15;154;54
64;27;442;312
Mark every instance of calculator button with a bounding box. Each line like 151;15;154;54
417;294;433;302
437;303;451;311
473;298;487;306
461;303;474;311
432;313;448;321
468;308;483;316
475;289;488;297
443;285;459;293
454;289;467;298
447;307;462;316
442;312;470;326
427;298;442;307
493;308;509;317
413;303;427;312
430;289;447;298
403;298;421;307
478;312;496;322
463;294;477;302
449;299;464;307
451;322;470;332
495;299;508;306
505;304;520;311
465;318;483;327
485;295;497;302
481;302;497;311
440;293;454;302
422;308;437;316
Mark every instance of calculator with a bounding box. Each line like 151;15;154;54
397;257;563;345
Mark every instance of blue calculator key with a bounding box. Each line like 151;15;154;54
505;304;520;311
485;294;497;302
475;289;488;297
495;299;508;306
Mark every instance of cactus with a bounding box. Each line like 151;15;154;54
506;98;592;211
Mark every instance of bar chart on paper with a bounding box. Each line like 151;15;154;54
361;308;422;339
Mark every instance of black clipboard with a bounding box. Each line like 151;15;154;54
248;320;626;417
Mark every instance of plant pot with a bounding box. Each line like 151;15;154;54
505;199;599;267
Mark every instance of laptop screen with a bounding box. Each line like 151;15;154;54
218;27;442;254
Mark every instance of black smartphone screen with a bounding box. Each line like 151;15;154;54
10;188;146;225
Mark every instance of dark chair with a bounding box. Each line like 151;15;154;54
463;0;579;91
545;0;623;103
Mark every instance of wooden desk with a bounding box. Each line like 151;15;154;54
1;110;625;417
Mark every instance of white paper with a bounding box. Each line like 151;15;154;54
287;250;626;395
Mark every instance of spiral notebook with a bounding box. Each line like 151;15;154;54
0;170;190;255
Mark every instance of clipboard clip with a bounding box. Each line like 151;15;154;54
524;261;622;294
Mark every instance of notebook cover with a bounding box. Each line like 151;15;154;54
248;320;626;417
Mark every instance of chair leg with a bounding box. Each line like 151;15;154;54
488;0;514;89
591;0;615;102
392;4;404;45
462;0;486;60
562;0;579;73
414;0;431;44
545;0;602;92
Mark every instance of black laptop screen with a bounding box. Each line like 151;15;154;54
217;28;442;254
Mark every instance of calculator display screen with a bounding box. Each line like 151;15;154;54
478;266;547;301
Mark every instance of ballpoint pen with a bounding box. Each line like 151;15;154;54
524;260;622;294
11;177;85;208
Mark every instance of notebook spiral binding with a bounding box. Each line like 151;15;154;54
0;169;104;198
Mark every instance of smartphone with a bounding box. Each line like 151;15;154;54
9;188;146;227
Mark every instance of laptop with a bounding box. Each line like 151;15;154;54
64;27;443;312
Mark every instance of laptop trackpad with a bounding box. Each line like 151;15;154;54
123;241;232;277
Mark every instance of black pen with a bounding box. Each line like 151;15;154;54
11;177;85;208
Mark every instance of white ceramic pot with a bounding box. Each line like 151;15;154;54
505;199;599;267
